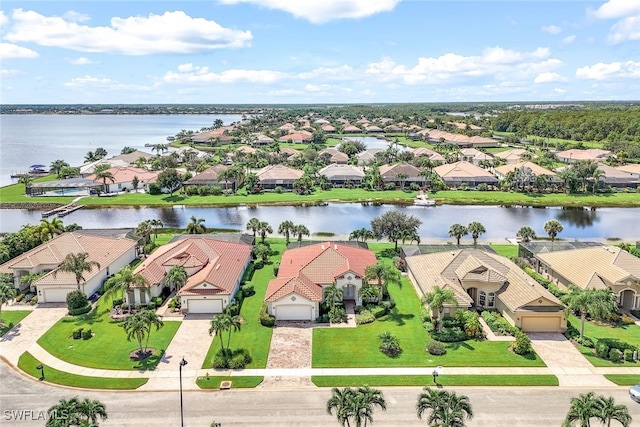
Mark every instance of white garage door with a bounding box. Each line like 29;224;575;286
521;316;561;333
42;288;72;303
187;299;223;314
276;304;312;321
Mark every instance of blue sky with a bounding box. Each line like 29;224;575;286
1;0;639;104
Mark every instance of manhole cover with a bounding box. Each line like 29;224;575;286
220;381;232;389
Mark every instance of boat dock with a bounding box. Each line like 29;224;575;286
42;202;84;218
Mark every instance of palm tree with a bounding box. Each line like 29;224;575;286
46;396;108;427
364;262;401;297
467;221;486;247
252;243;271;264
140;309;164;352
258;221;273;243
123;312;148;358
164;265;188;292
422;286;458;332
50;160;70;178
278;220;296;245
39;217;64;241
353;385;387;427
327;387;356;426
136;220;153;248
516;226;536;243
596;395;632;427
94;169;116;193
359;284;380;304
562;287;617;339
563;392;600;427
77;397;108;426
293;224;310;242
149;219;163;240
103;265;147;311
0;276;17;321
224;314;242;349
592;168;605;194
54;252;101;291
416;387;473;427
209;314;231;352
186;215;206;234
349;228;374;243
543;219;563;243
324;283;343;311
448;223;468;245
246;217;261;237
18;174;33;188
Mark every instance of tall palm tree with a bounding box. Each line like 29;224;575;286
466;221;486;247
18;174;33;188
104;265;148;311
327;387;356;427
246;217;261;237
186;215;206;234
562;287;617;339
563;392;600;427
592;168;605;194
136;220;153;248
0;276;18;321
448;223;468;245
54;252;101;291
416;387;473;427
77;397;108;426
596;395;632;427
123;312;148;358
359;284;380;304
349;228;374;243
543;219;564;244
46;396;108;427
149;219;163;240
164;265;188;292
140;309;164;352
353;385;387;427
50;159;70;178
324;283;344;311
39;217;64;241
258;221;273;243
516;226;536;243
278;220;296;245
293;224;310;242
209;314;231;353
422;286;458;332
364;262;401;297
94;169;115;193
224;314;242;350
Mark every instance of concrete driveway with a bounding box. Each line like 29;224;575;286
528;333;615;387
261;322;314;388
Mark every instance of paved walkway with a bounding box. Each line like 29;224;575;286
479;317;514;342
528;333;616;387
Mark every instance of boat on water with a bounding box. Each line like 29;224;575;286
166;136;176;141
414;191;436;206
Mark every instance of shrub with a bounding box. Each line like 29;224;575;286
66;290;89;310
329;307;348;324
213;348;252;369
224;300;241;317
82;329;92;340
147;301;156;310
477;183;489;191
619;315;636;325
431;327;467;342
422;320;435;334
455;310;483;338
148;182;162;195
69;304;91;316
24;293;34;303
384;182;396;191
595;341;610;359
241;284;255;297
112;298;124;308
563;323;580;340
609;348;623;363
378;331;402;357
259;302;276;327
380;298;396;311
576;336;594;348
392;256;406;272
409;182;420;191
274;186;283;194
273;262;280;276
419;307;431;323
624;349;635;362
427;341;447;356
15;294;24;303
315;314;329;323
30;297;38;305
355;310;376;325
72;328;83;339
369;305;388;319
511;331;533;355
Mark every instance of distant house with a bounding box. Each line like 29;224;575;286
493;149;537;165
319;164;365;187
321;124;336;132
384;125;403;133
0;230;138;303
494;161;556;181
357;148;384;165
191;128;234;145
556;149;612;164
256;164;304;189
109;150;155;164
319;148;349;164
313;118;330;125
278;123;296;135
278;131;312;143
80;159;129;176
342;125;362;134
433;161;498;188
411;147;446;163
253;134;274;147
459;148;494;165
184;164;235;191
593;163;640;190
132;236;252;313
405;248;566;332
617;164;640;178
379;163;427;188
87;166;159;193
424;130;498;148
265;242;377;320
365;125;384;133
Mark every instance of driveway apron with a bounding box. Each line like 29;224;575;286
528;333;615;387
260;322;314;388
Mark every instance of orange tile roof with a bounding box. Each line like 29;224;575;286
86;166;158;185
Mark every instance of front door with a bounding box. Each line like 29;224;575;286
343;284;356;300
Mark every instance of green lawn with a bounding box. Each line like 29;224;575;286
200;240;279;369
604;375;640;386
18;352;148;389
196;376;264;389
0;310;32;336
432;190;640;208
312;375;558;387
489;244;519;258
313;245;545;368
37;294;181;370
568;315;640;367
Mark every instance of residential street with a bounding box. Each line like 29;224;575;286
2;363;639;427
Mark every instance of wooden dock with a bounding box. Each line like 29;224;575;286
42;203;84;218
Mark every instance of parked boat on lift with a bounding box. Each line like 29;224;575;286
414;191;436;206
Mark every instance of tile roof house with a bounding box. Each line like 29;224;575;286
533;246;640;310
556;149;612;163
256;164;304;189
321;124;336;132
191;128;234;145
253;134;274;146
132;236;252;313
342;124;362;133
433;161;498;188
406;249;566;332
356;148;384;165
319;164;365;187
459;148;494;165
184;164;235;191
80;159;130;176
411;147;446;163
617;164;640;177
319;148;349;164
109;150;155;164
365;125;384;133
278;131;312;143
494;162;556;181
493;149;538;165
379;163;428;188
265;242;377;320
87;166;159;194
0;231;138;303
593;163;640;189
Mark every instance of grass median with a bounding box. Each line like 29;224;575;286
603;375;640;386
18;352;147;390
311;375;559;387
196;375;264;389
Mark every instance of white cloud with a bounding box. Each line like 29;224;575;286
553;88;567;94
67;56;98;65
62;10;90;23
576;61;640;80
1;68;22;78
0;42;39;59
0;10;8;25
608;15;640;43
562;35;576;45
220;0;401;24
591;0;640;19
534;72;567;84
541;25;561;34
5;9;252;55
64;75;153;91
164;66;285;84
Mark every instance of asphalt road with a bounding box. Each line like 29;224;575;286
1;364;639;427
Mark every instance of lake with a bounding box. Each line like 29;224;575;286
2;204;638;240
0;114;243;188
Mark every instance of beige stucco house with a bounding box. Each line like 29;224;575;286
265;242;377;321
405;249;566;332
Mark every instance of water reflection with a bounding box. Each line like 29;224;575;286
556;207;600;228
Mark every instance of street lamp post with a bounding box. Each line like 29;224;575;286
179;357;188;427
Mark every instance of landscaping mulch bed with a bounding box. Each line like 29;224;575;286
129;348;158;361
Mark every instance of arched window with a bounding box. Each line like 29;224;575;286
487;292;495;308
478;291;486;307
